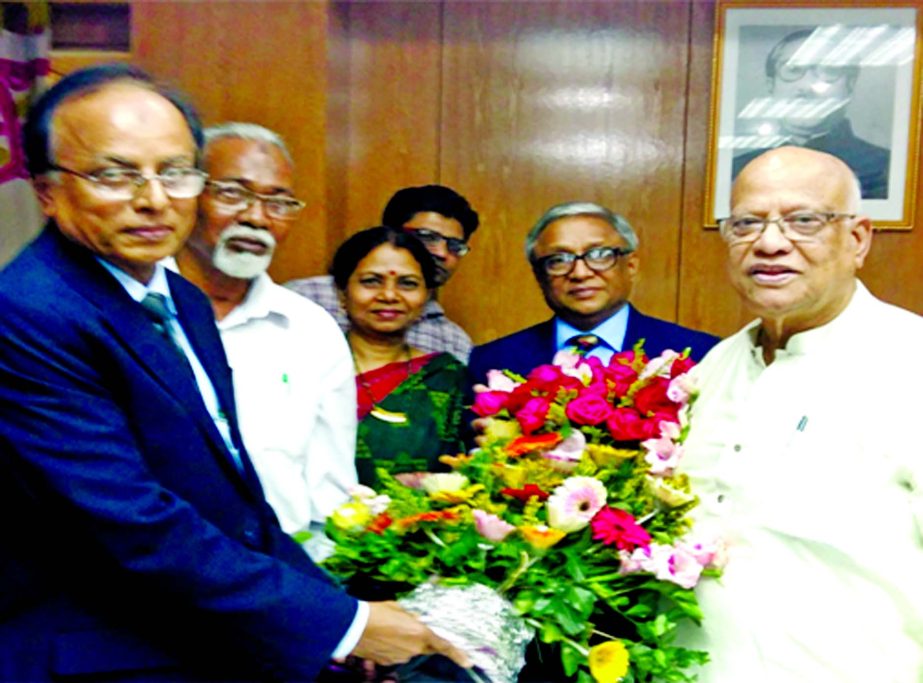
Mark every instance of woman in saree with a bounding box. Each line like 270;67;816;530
331;225;467;487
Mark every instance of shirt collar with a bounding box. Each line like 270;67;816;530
97;257;175;312
220;272;286;329
421;297;445;320
746;279;867;363
555;304;630;352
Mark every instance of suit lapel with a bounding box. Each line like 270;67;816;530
622;304;643;352
168;273;266;494
39;229;258;492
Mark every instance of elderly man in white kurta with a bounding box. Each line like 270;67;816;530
173;123;357;541
680;146;923;682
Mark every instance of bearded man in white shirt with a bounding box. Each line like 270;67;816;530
174;122;357;541
680;145;923;681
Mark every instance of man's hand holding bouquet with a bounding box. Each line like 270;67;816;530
324;344;723;682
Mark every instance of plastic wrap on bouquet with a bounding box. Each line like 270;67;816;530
398;583;534;683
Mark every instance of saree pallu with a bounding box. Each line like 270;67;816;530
355;352;466;487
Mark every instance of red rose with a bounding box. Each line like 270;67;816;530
506;381;541;413
472;390;510;417
565;392;613;425
527;364;563;385
527;364;582;394
604;362;639;395
515;397;551;434
633;377;679;418
606;407;650;441
670;354;696;378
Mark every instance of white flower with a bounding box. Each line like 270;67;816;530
553;350;594;384
546;476;608;533
349;485;392;515
473;369;521;395
667;372;697;404
639;350;680;380
542;429;586;472
421;472;469;495
645;475;695;508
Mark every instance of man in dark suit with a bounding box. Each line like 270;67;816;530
0;64;466;682
468;202;719;383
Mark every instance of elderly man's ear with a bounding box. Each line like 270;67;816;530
849;215;873;269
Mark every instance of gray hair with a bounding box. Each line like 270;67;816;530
203;122;293;165
525;201;639;260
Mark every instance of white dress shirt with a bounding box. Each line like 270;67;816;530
679;281;923;682
216;272;358;535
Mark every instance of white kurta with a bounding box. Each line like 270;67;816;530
680;281;923;682
218;273;357;534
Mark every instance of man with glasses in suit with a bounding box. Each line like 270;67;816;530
468;201;718;385
0;64;467;682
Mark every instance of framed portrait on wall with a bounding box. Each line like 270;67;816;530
704;1;922;229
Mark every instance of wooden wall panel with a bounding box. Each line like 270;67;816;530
133;0;334;281
122;0;923;344
440;2;695;343
337;2;442;241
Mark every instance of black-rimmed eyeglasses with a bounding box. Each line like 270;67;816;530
404;228;470;257
535;246;632;277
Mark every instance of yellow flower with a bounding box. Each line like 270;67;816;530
484;417;522;442
330;502;372;531
586;443;640;467
519;524;566;549
430;484;485;504
588;640;630;683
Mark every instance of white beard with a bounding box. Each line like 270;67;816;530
212;224;276;280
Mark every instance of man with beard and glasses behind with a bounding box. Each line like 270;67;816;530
173;122;357;551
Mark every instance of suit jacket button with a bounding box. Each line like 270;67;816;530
242;529;259;547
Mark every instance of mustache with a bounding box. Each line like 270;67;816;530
217;224;277;250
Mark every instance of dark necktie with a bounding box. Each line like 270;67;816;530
566;334;601;354
140;293;196;379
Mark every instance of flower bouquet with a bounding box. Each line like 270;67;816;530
324;344;723;682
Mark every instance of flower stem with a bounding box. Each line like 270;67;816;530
498;550;538;594
524;617;589;656
423;527;448;548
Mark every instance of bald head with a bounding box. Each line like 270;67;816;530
732;146;862;216
724;145;873;355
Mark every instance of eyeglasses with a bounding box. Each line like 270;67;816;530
404;228;470;257
50;164;208;200
535;246;632;277
718;211;856;245
206;181;306;220
776;63;850;84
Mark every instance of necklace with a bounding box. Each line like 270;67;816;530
351;343;412;424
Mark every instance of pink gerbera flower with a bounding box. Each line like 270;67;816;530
590;506;652;552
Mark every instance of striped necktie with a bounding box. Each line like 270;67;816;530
566;334;600;354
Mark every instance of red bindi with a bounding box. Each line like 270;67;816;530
389;270;397;276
